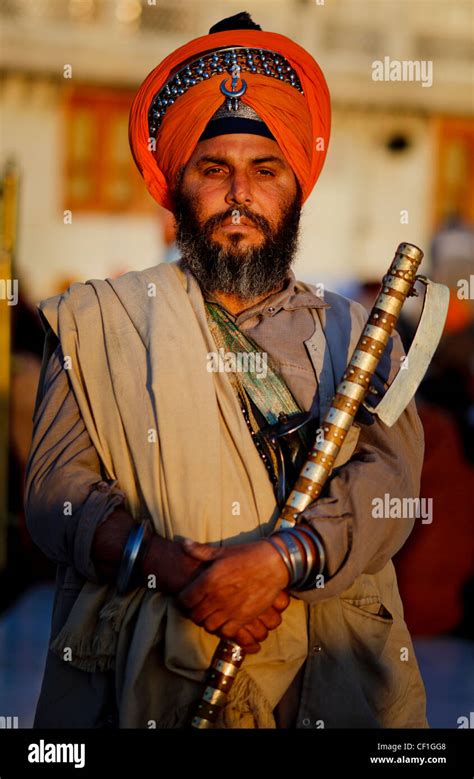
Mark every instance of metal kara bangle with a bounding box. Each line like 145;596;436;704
283;527;315;588
116;520;148;595
298;524;326;575
292;524;327;591
278;531;306;587
265;537;293;585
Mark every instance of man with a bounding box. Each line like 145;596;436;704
25;12;427;729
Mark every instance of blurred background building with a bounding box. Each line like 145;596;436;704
0;0;473;728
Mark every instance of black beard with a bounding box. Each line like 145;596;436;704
172;186;301;299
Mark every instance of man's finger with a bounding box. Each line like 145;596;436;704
258;607;282;630
244;619;268;642
181;539;221;562
202;610;228;632
240;643;261;654
273;590;291;612
217;619;245;638
234;628;261;654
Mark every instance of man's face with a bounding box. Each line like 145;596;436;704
172;134;302;299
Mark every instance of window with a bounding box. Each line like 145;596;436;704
63;84;156;214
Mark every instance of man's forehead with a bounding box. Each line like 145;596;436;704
189;134;286;165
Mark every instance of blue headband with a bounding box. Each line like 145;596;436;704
199;101;275;141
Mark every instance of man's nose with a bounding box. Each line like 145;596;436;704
225;171;252;207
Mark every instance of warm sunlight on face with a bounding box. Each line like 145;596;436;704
180;134;298;250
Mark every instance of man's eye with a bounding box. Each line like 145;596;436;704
256;169;275;177
204;167;225;175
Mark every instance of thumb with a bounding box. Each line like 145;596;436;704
181;538;220;562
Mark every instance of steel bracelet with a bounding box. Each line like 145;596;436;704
292;524;326;591
298;523;326;574
278;531;306;587
283;527;315;588
264;537;293;586
116;520;149;595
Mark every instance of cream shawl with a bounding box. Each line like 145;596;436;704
39;261;308;728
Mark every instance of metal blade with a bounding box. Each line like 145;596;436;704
370;278;450;427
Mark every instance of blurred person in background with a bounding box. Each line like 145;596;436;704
396;214;474;638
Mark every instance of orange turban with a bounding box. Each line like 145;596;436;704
129;28;331;212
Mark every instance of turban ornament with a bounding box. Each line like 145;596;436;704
129;14;331;211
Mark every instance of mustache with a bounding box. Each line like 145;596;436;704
202;206;273;238
173;182;302;299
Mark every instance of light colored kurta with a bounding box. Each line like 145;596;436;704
25;260;428;729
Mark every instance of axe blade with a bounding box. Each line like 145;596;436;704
370;278;450;427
